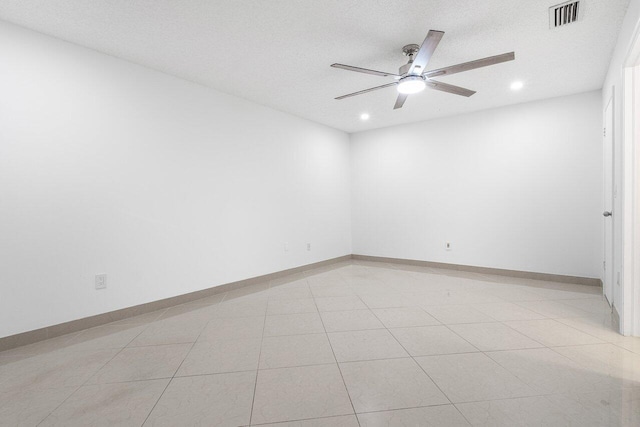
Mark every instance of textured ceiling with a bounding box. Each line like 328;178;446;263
0;0;630;132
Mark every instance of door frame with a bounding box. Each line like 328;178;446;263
621;24;640;336
603;95;614;307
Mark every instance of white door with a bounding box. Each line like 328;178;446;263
603;96;614;305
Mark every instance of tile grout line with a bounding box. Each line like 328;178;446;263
533;315;622;345
494;319;562;349
357;292;605;421
360;294;455;410
352;401;455;415
249;413;355;426
399;303;486;356
246;279;271;426
327;267;628;409
310;277;362;427
35;316;159;426
139;350;190;426
508;298;593;319
139;295;228;426
355;286;490;425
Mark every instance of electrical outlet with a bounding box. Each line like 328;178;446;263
307;243;311;251
95;274;107;290
445;242;452;251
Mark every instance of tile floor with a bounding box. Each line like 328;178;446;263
1;260;640;426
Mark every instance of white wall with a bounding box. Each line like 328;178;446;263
0;22;351;338
601;0;640;332
351;91;603;279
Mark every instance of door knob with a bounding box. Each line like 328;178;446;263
603;211;612;217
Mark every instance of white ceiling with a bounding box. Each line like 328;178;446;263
0;0;630;133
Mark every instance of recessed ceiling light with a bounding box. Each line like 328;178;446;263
360;113;370;121
510;81;524;91
397;76;426;94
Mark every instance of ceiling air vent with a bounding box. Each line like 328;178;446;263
549;1;581;28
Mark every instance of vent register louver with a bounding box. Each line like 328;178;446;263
550;1;581;28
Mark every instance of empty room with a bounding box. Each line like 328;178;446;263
2;0;640;426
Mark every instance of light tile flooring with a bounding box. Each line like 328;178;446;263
2;261;640;426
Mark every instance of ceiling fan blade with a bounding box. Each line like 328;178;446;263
424;52;515;78
393;93;408;109
426;80;476;97
408;30;444;75
335;82;398;100
331;63;399;78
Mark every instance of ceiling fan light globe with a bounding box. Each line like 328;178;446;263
397;76;426;94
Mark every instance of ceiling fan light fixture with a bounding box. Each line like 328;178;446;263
397;76;426;94
510;81;524;91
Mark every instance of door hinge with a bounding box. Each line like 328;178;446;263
603;128;606;137
603;260;606;270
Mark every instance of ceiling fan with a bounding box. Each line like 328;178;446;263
331;30;515;109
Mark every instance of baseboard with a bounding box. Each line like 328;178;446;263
1;253;603;352
0;255;351;352
351;254;603;287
